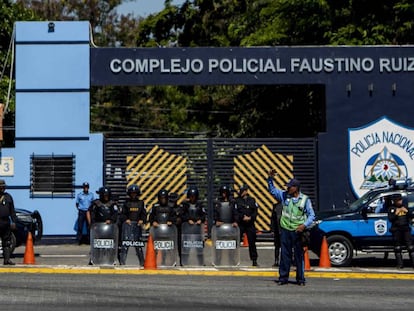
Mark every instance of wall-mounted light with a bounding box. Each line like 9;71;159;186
48;22;55;33
392;83;397;96
368;83;374;97
346;83;352;97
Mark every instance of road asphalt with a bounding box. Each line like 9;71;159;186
1;237;413;280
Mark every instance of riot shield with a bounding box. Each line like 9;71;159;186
119;221;145;265
181;222;205;266
90;223;119;265
150;224;177;267
211;224;240;267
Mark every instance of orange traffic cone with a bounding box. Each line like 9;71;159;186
318;236;331;268
144;234;157;269
23;232;35;264
242;233;249;247
303;246;311;271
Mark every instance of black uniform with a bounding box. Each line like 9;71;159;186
119;197;147;265
181;200;206;265
181;201;206;224
149;203;174;225
235;194;258;264
213;199;238;224
89;199;118;224
169;193;183;264
0;191;17;265
388;195;414;268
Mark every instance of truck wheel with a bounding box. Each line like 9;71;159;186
327;235;353;267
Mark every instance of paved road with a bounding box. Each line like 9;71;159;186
6;238;414;274
1;238;413;310
0;273;413;311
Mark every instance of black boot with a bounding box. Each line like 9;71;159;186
409;252;414;269
273;249;280;267
395;252;404;269
119;251;127;265
3;248;15;265
137;248;145;266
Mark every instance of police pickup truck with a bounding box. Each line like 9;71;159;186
309;179;414;266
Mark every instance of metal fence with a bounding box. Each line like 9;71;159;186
104;137;317;233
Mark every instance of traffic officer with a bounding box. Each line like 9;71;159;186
0;179;17;265
388;193;414;269
235;184;259;266
267;170;315;286
119;184;147;266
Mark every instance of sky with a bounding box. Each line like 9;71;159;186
117;0;187;17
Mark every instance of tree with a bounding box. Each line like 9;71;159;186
4;0;414;139
0;1;37;146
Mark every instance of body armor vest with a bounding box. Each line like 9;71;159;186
155;204;171;224
217;201;232;223
94;200;115;222
125;200;144;222
188;203;198;220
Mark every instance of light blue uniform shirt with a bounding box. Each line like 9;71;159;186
267;177;315;228
76;191;95;211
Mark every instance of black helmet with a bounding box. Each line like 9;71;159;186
219;185;230;196
169;192;179;203
96;186;111;197
238;184;249;196
187;186;199;199
158;189;169;200
127;184;141;195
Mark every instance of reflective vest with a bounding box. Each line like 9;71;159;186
280;194;308;231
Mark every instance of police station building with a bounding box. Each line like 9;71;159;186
5;21;414;236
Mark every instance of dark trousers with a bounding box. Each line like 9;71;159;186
274;228;281;261
77;210;89;241
392;228;412;249
279;228;305;283
239;225;257;261
0;225;13;262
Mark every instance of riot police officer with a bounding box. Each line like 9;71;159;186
87;187;119;265
149;189;176;266
169;192;183;265
119;185;147;266
181;186;206;227
214;185;238;227
149;189;174;227
213;185;239;266
235;184;259;266
388;193;414;269
0;180;17;265
87;187;118;225
181;186;206;265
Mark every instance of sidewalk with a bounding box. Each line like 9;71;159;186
3;239;414;279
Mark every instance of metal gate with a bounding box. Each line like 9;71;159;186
104;138;317;233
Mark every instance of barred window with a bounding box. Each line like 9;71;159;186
30;154;75;198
